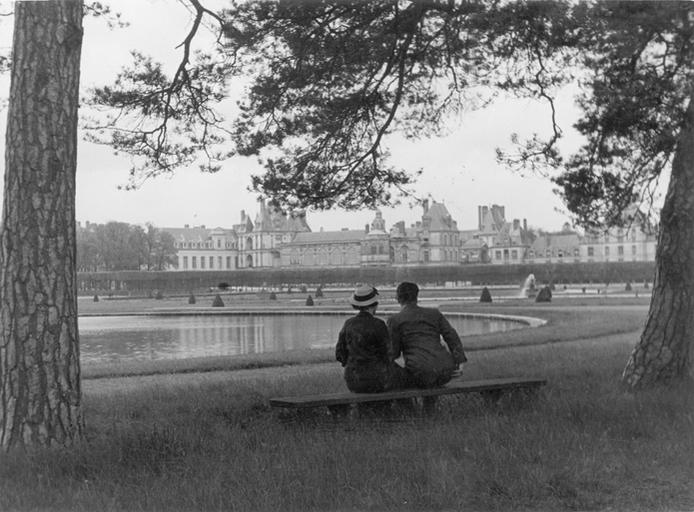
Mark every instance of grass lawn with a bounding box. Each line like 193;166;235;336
1;295;692;511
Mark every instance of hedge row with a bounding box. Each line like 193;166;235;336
78;261;656;293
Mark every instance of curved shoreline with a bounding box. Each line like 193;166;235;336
79;307;547;327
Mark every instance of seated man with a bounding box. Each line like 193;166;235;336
387;282;468;389
335;285;408;393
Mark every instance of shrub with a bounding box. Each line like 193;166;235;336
644;280;650;289
535;285;552;302
188;293;196;305
155;290;164;300
625;282;632;291
315;287;324;298
479;287;492;303
305;295;314;306
300;285;308;293
212;294;225;307
269;292;277;300
93;294;99;302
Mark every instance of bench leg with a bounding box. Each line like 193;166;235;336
480;389;504;405
327;404;350;419
422;396;438;415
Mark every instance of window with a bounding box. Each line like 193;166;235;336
217;239;221;248
226;256;231;269
605;246;610;256
182;256;188;270
587;246;594;257
495;250;501;260
217;256;222;269
632;245;637;255
618;246;624;256
511;250;518;260
201;257;205;269
192;256;197;269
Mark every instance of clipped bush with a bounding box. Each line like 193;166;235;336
535;286;552;303
300;285;308;293
287;286;293;294
644;280;650;289
305;295;314;306
212;294;225;307
479;287;492;303
188;293;196;305
315;287;324;298
269;292;277;300
93;294;99;302
625;282;632;291
155;290;164;300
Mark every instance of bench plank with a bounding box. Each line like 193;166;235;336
269;376;546;409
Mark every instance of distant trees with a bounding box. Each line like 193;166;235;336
76;221;177;271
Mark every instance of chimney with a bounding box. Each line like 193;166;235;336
480;206;489;230
422;199;429;213
184;224;189;228
240;210;246;221
523;218;527;231
513;219;520;231
365;224;370;234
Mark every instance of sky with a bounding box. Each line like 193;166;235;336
0;0;586;234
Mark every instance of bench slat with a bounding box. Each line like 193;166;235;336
269;377;546;409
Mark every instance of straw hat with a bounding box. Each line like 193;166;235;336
350;285;379;307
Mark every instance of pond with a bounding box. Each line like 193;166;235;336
78;313;529;365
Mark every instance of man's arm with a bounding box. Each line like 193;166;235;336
335;327;348;366
386;316;402;361
438;312;468;364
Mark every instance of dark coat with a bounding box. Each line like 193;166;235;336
335;311;391;393
387;304;467;388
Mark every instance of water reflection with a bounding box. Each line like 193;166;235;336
78;314;525;364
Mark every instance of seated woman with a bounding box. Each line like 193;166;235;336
335;285;407;393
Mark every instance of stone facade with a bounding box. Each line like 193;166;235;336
163;200;658;271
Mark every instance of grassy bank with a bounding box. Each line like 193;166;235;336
1;328;693;511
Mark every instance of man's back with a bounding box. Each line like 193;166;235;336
387;304;466;384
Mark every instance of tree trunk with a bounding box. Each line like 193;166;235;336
622;93;694;389
0;0;84;449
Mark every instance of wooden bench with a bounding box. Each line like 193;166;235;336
269;376;547;417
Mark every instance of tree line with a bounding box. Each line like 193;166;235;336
76;222;177;272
